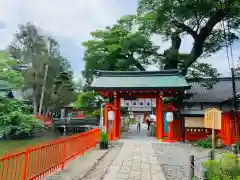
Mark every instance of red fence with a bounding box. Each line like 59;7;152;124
0;128;100;180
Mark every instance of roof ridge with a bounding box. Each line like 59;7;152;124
188;76;240;82
96;70;182;77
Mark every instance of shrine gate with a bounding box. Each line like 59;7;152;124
90;70;190;140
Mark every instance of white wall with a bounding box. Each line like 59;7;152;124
185;117;204;127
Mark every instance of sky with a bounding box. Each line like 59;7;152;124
0;0;239;80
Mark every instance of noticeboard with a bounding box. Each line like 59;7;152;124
204;108;222;130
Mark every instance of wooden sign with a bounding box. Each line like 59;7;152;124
204;108;222;130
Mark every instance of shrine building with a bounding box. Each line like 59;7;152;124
90;70;190;140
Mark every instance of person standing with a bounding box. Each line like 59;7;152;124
149;113;156;135
146;115;151;131
136;115;141;131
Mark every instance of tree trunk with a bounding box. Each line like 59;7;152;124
163;31;182;70
32;85;38;114
38;64;49;115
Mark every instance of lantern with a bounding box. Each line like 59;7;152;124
166;112;174;122
108;110;114;121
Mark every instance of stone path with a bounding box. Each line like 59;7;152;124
153;142;229;180
103;123;166;180
84;143;123;180
45;148;108;180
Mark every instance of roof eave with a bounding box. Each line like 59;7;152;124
89;85;191;91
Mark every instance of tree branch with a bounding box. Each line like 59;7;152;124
183;10;227;72
172;20;197;39
128;54;146;71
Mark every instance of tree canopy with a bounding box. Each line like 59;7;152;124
8;22;76;114
0;51;24;89
83;0;240;86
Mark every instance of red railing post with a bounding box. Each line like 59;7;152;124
22;147;29;180
61;142;67;169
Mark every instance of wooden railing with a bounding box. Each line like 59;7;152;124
0;128;100;180
35;115;53;126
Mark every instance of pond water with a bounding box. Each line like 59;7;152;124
0;130;63;155
0;127;92;155
0;136;56;155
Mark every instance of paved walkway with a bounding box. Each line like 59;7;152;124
104;123;166;180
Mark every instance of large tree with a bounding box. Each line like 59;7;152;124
9;22;76;114
83;15;159;84
137;0;239;75
50;72;76;111
83;0;240;86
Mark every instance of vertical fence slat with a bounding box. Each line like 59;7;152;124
21;147;29;180
61;142;66;170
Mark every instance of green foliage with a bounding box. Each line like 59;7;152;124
120;107;129;116
196;137;212;148
0;51;24;89
100;131;108;143
74;91;103;118
82;15;159;84
195;135;223;148
74;91;99;109
92;109;101;117
0;97;44;139
202;153;240;179
50;72;76;111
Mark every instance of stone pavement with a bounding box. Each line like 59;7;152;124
104;123;166;180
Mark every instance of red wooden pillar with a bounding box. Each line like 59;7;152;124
113;95;121;140
224;112;232;145
116;95;121;139
168;122;173;142
156;96;164;139
143;112;147;123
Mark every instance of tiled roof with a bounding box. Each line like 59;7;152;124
91;70;190;90
185;77;240;103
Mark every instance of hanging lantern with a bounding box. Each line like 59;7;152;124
166;112;174;122
108;110;114;121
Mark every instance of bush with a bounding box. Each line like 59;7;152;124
100;131;108;143
202;153;240;179
195;135;222;149
0;97;44;139
196;136;212;148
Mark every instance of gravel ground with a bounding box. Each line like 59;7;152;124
152;142;228;180
45;143;122;180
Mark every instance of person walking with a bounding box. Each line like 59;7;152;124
136;114;143;131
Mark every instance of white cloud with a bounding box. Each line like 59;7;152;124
0;0;134;48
